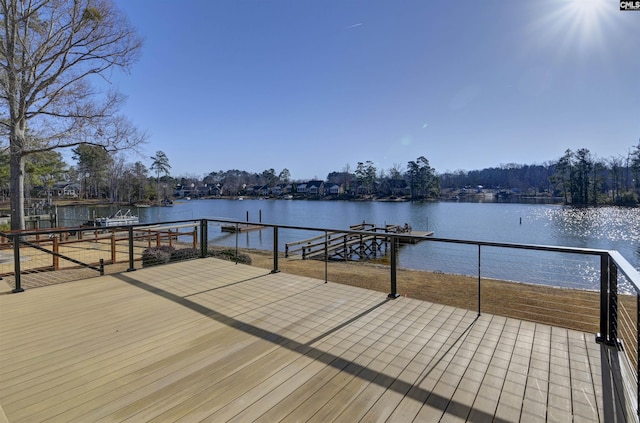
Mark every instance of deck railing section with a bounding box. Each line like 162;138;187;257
0;221;200;290
2;217;640;416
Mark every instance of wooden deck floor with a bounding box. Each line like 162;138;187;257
0;258;634;422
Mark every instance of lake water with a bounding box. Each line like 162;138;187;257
57;199;640;290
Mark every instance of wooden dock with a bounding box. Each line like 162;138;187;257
396;230;433;244
285;222;433;261
221;223;265;233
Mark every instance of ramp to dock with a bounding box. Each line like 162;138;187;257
285;223;432;261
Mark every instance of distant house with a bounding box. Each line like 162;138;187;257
48;182;80;198
210;184;223;196
175;184;210;198
272;183;289;196
250;185;269;197
379;179;410;197
356;184;368;195
297;183;307;194
325;184;343;195
306;180;325;196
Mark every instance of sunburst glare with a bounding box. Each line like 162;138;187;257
528;0;615;59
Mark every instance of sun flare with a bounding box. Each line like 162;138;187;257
566;0;608;29
529;0;614;58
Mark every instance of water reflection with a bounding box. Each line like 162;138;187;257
54;200;640;290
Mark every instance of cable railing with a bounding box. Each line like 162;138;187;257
2;217;639;417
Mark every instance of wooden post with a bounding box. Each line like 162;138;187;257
343;237;348;261
53;237;59;270
111;233;116;264
192;227;197;249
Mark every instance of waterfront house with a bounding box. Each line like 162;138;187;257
46;182;81;198
306;180;325;196
325;183;343;195
378;179;410;197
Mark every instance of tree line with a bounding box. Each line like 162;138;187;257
5;142;640;207
0;148;442;203
440;143;640;205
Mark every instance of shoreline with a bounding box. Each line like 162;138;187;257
0;192;567;211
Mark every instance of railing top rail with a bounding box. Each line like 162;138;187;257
0;215;621;259
136;223;198;231
609;250;640;293
285;231;341;248
422;236;611;256
0;218;203;238
202;218;613;257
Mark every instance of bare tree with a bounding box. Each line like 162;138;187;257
0;0;145;229
388;163;404;180
278;168;291;184
342;163;352;194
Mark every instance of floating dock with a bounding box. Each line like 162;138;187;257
220;210;266;232
221;223;265;233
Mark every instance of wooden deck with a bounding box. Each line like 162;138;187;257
0;258;634;422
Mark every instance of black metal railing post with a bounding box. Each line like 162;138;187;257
99;258;104;276
597;253;609;344
388;235;399;298
200;219;208;258
12;234;23;293
324;230;328;283
271;227;280;273
234;222;239;264
127;226;135;272
608;258;618;346
477;244;481;317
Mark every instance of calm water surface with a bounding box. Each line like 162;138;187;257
58;200;640;290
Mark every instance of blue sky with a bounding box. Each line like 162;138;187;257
111;0;640;180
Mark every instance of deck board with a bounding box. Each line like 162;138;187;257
0;258;635;422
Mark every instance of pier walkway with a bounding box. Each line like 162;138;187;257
285;222;433;260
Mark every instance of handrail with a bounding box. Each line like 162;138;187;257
284;231;340;248
609;250;640;292
18;238;104;274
